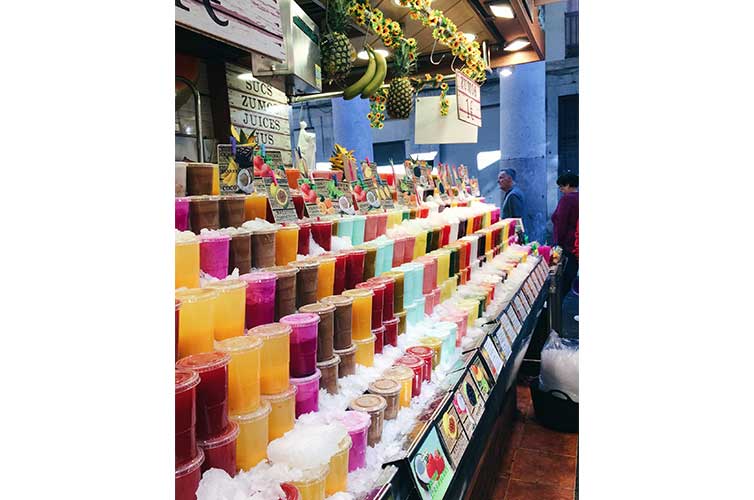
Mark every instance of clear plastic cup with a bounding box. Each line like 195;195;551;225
251;228;277;269
175;288;218;358
176;351;231;440
228;230;252;275
198;420;239;475
289;368;321;417
244;193;268;222
419;336;443;369
317;355;340;394
219;194;246;228
351;215;366;246
175;369;200;465
362;245;377;281
409;297;425;326
406;346;433;383
349;394;387;447
187;163;214;195
265;265;299;321
368;379;401;420
262;385;297;441
381;271;404;314
280;312;320;378
382;366;414;408
372;325;385;354
366;276;395;321
290;464;329;500
423;292;434;315
297;220;311;256
240;272;277;329
311;220;333;251
250;322;291;394
215;335;262;415
413;230;428;259
333;411;371;472
342;288;372;341
396;353;425;396
391;236;405;268
332;252;348;295
364;213;379;242
404;302;418;329
382;316;398;347
375;213;388;238
395;310;407;336
176;237;200;289
315;256;336;300
298;302;336;362
275;225;299;266
336;216;354;242
355;281;384;330
176;447;204;500
344;249;367;290
205;279;247;341
333;344;356;378
379;239;394;276
291;260;320;308
189;195;220;231
230;400;271;472
433;322;458;365
325;436;352;495
353;334;376;367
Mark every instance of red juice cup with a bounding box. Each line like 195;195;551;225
391;237;404;267
176;447;204;500
345;249;367;291
442;311;468;347
297;221;311;256
382;317;398;347
175;369;200;465
176;197;190;231
396;353;424;395
198;421;239;475
280;312;320;378
401;235;415;265
240;271;277;329
311;220;332;251
333;411;371;472
292;193;305;219
375;213;388;237
199;233;231;279
367;276;395;321
176;352;231;440
355;281;384;329
332;251;348;295
406;346;433;383
289;368;321;417
175;300;181;360
440;223;450;247
372;325;385;354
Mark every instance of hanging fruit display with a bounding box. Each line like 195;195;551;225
320;0;357;85
385;38;417;120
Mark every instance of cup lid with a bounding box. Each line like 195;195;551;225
333;410;371;434
264;265;300;278
280;312;321;328
261;385;297;401
175;369;200;393
278;224;299;232
205;278;248;292
240;271;278;284
343;288;373;299
316;354;341;369
291;260;320;270
290;368;322;385
249;227;277;235
347;248;367;257
333;344;357;355
215;334;262;353
219;194;246;201
381;271;404;279
175;288;219;304
321;295;353;307
248;322;292;339
176;351;231;372
229;399;272;422
383;316;399;326
419;336;442;348
356;281;385;293
396;354;424;368
406;346;433;358
394;310;406;318
382;365;414;382
368;378;401;396
198;421;240;449
298;302;337;315
317;255;336;264
371;325;386;335
349;394;387;414
353;334;376;345
367;276;395;287
176;447;205;478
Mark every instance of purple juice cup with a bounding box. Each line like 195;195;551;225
199;233;231;279
289;368;321;417
176;197;190;231
240;272;277;329
280;312;320;378
333;411;371;472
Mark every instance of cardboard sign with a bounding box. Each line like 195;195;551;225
469;356;493;400
297;178;322;218
455;71;482;127
264;175;298;223
217;144;257;194
460;371;485;422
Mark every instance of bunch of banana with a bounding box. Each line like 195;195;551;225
221;157;239;186
329;144;355;170
342;46;387;100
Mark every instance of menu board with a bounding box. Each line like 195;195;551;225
451;390;476;437
436;402;470;468
459;372;485;423
410;427;454;500
469;356;493;400
513;295;528;320
481;336;504;379
499;315;516;346
263;176;298;223
506;308;522;334
495;327;512;358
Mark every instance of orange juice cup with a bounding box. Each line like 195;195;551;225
291;464;329;500
285;168;302;189
244;193;268;222
353;334;376;367
175;288;218;358
419;336;443;368
382;366;413;408
176;237;200;289
342;288;373;341
249;323;291;394
275;225;300;266
230;400;271;472
315;256;336;300
325;437;352;495
262;385;297;441
205;279;247;341
216;335;262;415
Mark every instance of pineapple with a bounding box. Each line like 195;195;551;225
321;0;356;85
386;40;417;119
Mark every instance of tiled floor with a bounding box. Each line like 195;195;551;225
491;384;578;500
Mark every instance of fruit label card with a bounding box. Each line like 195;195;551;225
436;402;470;469
410;427;454;500
452;390;476;437
469;356;493;400
218;144;257;194
312;178;339;216
263;176;298;223
523;280;537;304
500;315;516;345
506;308;522;334
469;178;481;197
350;181;382;213
495;328;512;358
513;294;528;319
481;336;504;379
489;333;508;365
460;371;485;423
518;288;533;310
296;178;323;218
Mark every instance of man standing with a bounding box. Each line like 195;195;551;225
498;168;525;220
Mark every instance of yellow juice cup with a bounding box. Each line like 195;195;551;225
175;238;200;289
413;230;427;259
456;299;479;328
261;385;297;441
230;400;271;472
175;288;218;358
353;334;376;367
325;437;352;495
275;225;299;266
483;211;491;228
382;366;413;408
244;193;268;221
216;335;262;415
291;464;329;500
419;336;443;368
433;249;451;284
205;279;247;341
315;256;336;300
211;164;220;195
343;288;373;341
249;323;291;394
466;216;474;235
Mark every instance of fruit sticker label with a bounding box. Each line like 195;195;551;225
297;178;323;218
436;402;470;469
263;176;298;223
460;371;485;423
410;427;454;500
452;390;476;437
470;356;494;400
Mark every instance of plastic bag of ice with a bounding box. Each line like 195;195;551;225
539;330;579;402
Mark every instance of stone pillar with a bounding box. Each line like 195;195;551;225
332;97;374;163
499;61;547;243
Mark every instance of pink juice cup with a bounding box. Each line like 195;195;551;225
334;411;371;472
375;213;388;237
176;197;190;231
240;272;277;329
364;214;379;242
289;368;321;417
345;249;367;291
200;233;231;279
402;235;416;264
442;311;468;347
391;237;405;267
280;312;321;378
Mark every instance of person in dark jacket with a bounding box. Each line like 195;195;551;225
498;168;525;220
552;173;579;297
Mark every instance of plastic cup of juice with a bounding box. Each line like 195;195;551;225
250;322;291;394
176;447;204;500
230;400;271;472
265;265;299;321
290;464;329;500
280;312;321;378
395;353;425;396
367;276;395;321
205;279;247;341
456;298;479;328
364;213;379;242
321;294;353;350
175;288;218;358
375;213;388;237
215;335;262;415
448;221;459;243
176;351;231;440
411;297;425;325
418;336;443;369
198;420;239;475
353;334;376;367
368;378;401;420
298;302;336;362
175;369;200;465
400;235;415;265
244;193;268;222
395;310;407;335
382;317;398;347
416;255;438;295
284;168;301;189
275;225;299;266
315;256;336;300
228;230;252;275
325;436;353;495
317;354;340;394
176;235;200;289
187;163;214;195
382;366;413;408
430;227;442;252
355;281;384;330
372;325;385;354
345;249;367;290
240;271;277;329
336;216;354;243
333;411;371;471
332;252;348;295
391;237;404;268
176;197;190;231
311;220;333;251
297;220;311;256
219;194;246;228
423;292;434;315
351;215;366;245
189;195;221;232
289;368;321;417
199;233;231;279
404;302;417;329
342;288;373;341
380;239;394;275
362;245;377;281
435;322;458;362
413;230;427;259
440;224;451;247
333;344;356;378
251;228;277;269
349;394;387;447
380;271;404;314
291;260;320;308
261;385;297;441
406;346;433;383
434;249;451;284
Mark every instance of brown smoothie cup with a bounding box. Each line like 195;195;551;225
349;394;387;446
368;379;401;420
298;302;336;362
219;195;246;228
189;195;220;232
316;355;340;394
320;295;354;350
264;265;299;321
186;163;215;195
251;228;277;269
228;230;252;274
291;260;320;308
333;344;356;378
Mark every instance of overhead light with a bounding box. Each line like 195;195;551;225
357;49;390;60
489;1;514;19
504;37;530;51
463;33;476;42
499;67;513;77
237;72;255;81
392;0;403;5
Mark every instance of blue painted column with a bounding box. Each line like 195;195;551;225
332;97;374;163
499;61;547;243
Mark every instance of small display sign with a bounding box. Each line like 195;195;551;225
435;402;470;469
459;371;485;423
469;356;493;401
264;175;298;223
409;427;455;500
455;71;482;127
481;336;504;379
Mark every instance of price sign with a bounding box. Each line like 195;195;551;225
506;308;522;333
455;71;482;127
514;294;529;317
264;175;298;223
